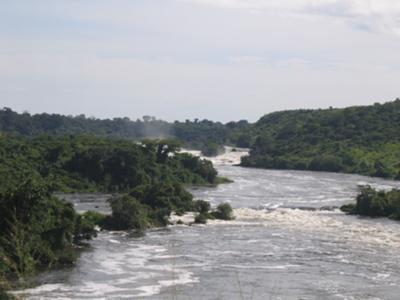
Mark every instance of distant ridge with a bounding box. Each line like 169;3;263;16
242;99;400;180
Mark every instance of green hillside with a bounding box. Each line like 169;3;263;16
1;100;400;179
0;108;250;149
241;99;400;179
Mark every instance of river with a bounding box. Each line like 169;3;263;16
14;149;400;299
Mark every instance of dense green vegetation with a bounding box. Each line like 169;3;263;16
2;100;399;296
0;134;224;295
0;135;220;193
341;186;400;220
0;289;15;300
193;201;234;224
211;203;235;220
103;182;195;230
3;100;400;180
0;108;251;150
0;176;97;291
200;142;225;157
242;100;400;180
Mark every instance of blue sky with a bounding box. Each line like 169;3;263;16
1;0;400;122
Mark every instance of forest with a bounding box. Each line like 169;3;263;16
0;134;225;296
1;99;400;179
241;99;400;180
0;107;251;151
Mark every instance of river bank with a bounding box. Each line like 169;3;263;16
13;149;400;300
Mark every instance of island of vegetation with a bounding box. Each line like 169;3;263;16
341;186;400;220
0;134;233;298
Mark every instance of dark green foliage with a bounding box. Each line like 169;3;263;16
309;155;343;172
0;134;221;241
102;181;206;231
0;177;96;280
242;99;400;179
192;202;234;224
104;180;198;230
0;135;220;193
0;134;222;291
200;142;225;157
236;134;251;148
107;195;150;230
0;108;252;150
211;203;234;220
173;119;251;149
341;186;400;220
74;211;107;242
176;153;218;184
80;211;107;228
0;108;171;139
129;182;193;211
194;213;208;224
0;289;16;300
339;204;355;213
193;200;211;214
213;177;234;184
3;100;400;180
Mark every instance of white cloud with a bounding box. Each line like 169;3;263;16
184;0;400;36
1;0;400;121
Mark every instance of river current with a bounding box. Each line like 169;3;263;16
15;149;400;299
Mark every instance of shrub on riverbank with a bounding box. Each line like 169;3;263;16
106;195;150;230
91;182;198;231
340;185;400;219
0;134;227;291
194;213;208;224
211;203;235;220
192;202;234;224
193;200;211;215
0;177;97;287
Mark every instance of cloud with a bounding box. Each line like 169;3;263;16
1;0;400;122
184;0;400;36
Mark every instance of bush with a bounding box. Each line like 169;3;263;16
81;211;107;228
0;289;15;300
107;195;149;230
74;211;107;242
0;177;96;281
193;200;211;214
211;203;234;220
339;204;355;213
309;155;343;172
341;185;400;220
194;213;208;224
129;182;193;212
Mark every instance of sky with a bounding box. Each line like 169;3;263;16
1;0;400;122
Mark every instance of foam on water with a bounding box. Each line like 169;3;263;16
14;149;400;299
14;231;199;299
181;146;249;166
233;207;400;249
